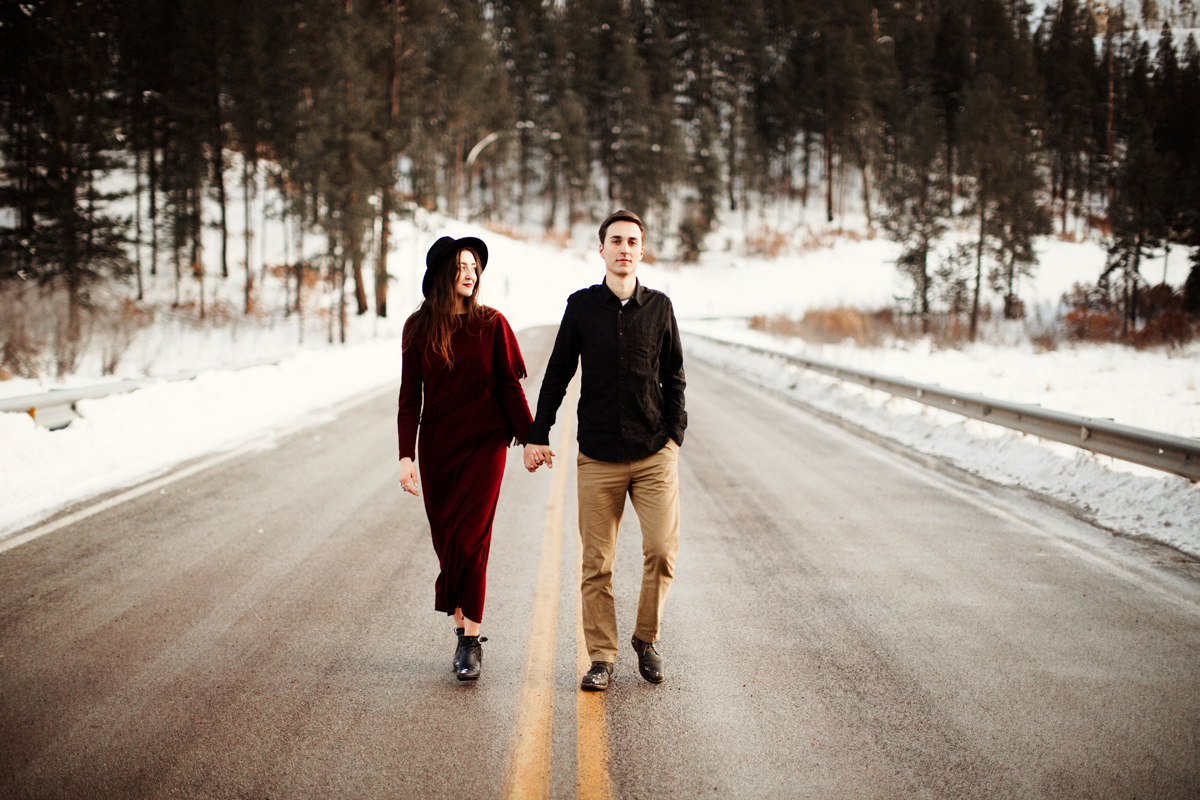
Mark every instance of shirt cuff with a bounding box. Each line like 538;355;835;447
527;425;551;446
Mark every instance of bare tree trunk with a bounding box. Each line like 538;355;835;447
971;187;986;342
340;258;348;343
348;182;368;317
1129;231;1143;332
377;192;391;318
859;148;872;229
824;125;834;223
452;129;464;218
61;167;83;376
243;152;254;314
149;122;159;277
213;109;229;279
546;162;559;232
919;243;931;334
295;213;305;316
517;127;527;224
193;186;205;320
727;103;738;213
135;147;144;301
173;224;182;309
376;0;402;319
351;235;368;316
801;129;811;206
1106;38;1116;217
327;233;337;345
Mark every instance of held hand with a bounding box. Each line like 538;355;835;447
398;458;420;497
523;444;555;472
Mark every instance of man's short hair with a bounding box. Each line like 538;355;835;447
598;210;646;244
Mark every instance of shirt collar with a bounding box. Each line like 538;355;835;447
600;277;646;307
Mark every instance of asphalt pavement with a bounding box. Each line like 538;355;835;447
1;327;1197;799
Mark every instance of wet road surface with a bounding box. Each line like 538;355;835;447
1;328;1198;799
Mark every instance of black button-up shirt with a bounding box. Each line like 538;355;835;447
529;279;686;462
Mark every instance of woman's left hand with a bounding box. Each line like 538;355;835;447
399;458;420;497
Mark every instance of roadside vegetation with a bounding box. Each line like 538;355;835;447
2;0;1199;378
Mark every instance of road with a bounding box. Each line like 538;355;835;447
1;327;1198;799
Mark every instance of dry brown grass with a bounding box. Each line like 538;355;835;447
539;229;572;249
484;221;529;242
1031;331;1059;353
1;283;54;378
267;263;323;290
749;306;1011;350
1131;311;1195;349
1064;307;1121;342
750;307;893;346
744;226;788;259
95;297;155;375
786;225;875;255
1061;282;1195;348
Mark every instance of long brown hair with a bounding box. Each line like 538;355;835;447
403;247;495;369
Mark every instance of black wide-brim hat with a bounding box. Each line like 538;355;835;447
423;235;488;297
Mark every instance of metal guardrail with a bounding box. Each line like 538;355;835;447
1;378;159;429
0;357;284;430
689;333;1200;482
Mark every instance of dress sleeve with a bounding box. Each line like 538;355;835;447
397;322;423;461
492;312;533;446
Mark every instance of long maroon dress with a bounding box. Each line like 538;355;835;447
397;310;532;624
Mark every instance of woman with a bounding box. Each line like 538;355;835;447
397;235;533;682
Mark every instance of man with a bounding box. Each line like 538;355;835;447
524;209;686;691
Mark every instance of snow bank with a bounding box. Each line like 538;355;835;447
0;339;404;537
684;330;1200;558
2;212;1197;559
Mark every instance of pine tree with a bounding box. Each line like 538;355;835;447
424;0;513;220
1154;27;1200;253
1175;35;1200;258
958;72;1048;338
0;0;132;373
930;2;973;196
1037;0;1100;234
293;0;390;340
491;0;554;224
879;101;953;331
1105;38;1170;334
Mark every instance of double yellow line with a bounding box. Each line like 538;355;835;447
504;382;612;800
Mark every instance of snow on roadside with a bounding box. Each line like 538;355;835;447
681;320;1200;438
2;213;1197;556
683;330;1200;558
0;338;404;538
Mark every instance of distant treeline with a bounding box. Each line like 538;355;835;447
1;0;1199;353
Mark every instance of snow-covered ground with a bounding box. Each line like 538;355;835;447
683;328;1199;557
1;208;1197;557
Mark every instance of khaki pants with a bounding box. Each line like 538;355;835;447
577;441;680;663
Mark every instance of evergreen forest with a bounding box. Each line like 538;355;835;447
2;0;1200;375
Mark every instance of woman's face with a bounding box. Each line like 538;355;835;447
454;250;478;301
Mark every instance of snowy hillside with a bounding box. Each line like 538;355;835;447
1;210;1198;556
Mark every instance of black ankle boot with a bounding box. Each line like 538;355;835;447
452;628;465;672
456;634;486;681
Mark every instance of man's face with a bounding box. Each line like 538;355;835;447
600;220;643;280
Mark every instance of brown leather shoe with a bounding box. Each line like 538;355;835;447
631;635;665;684
580;661;613;691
